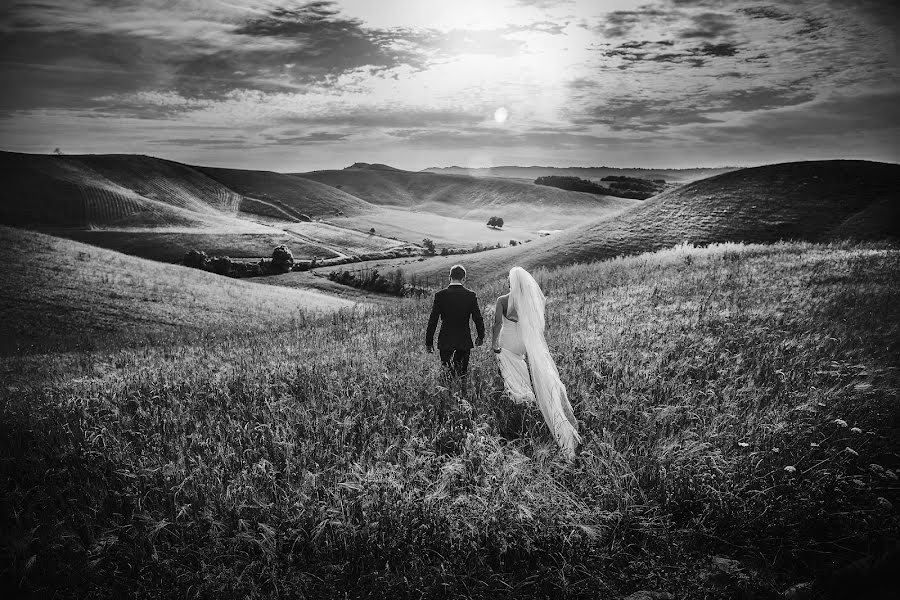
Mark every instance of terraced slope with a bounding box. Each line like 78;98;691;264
0;152;213;228
294;165;638;227
0;226;356;354
393;160;900;284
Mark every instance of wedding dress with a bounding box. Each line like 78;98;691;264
496;267;581;457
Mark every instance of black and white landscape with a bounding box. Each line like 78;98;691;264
1;1;898;598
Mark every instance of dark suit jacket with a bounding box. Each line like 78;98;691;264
426;284;485;350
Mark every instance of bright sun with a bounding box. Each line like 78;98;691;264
494;107;508;123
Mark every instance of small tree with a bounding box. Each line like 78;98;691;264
440;247;449;256
487;216;504;228
369;227;376;235
422;238;436;255
509;239;518;246
271;245;294;273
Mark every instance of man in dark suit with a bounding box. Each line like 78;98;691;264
426;264;485;382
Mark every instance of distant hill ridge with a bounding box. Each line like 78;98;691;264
399;159;900;283
422;165;739;183
345;162;403;171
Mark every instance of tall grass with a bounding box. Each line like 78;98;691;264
1;241;898;598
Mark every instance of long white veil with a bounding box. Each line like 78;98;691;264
508;267;581;457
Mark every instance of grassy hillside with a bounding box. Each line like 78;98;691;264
295;165;638;228
195;165;376;218
0;226;357;354
1;242;897;597
395;160;900;285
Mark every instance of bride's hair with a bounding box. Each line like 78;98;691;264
508;266;545;332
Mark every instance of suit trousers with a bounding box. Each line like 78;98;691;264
439;347;470;379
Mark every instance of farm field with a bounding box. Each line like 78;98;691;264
2;240;897;597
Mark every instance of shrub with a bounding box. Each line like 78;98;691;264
271;245;294;274
183;249;208;269
509;240;518;246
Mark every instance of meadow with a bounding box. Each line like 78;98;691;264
2;241;898;598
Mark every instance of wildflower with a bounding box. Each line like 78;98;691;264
845;447;859;456
834;419;848;428
850;427;862;434
784;465;796;474
810;442;819;448
737;442;749;448
877;497;893;511
773;447;780;453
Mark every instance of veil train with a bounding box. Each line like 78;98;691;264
501;267;581;457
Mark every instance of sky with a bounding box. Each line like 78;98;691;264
1;0;898;171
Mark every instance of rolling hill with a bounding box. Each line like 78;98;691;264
294;164;638;228
0;151;377;230
0;225;357;354
388;160;900;284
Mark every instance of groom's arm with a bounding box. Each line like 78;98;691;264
425;294;440;351
472;293;485;345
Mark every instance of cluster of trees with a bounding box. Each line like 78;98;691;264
328;268;429;297
535;175;665;200
422;237;527;257
182;245;294;278
487;216;504;228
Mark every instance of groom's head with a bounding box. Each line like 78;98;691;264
449;264;466;282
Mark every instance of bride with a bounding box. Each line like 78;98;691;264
491;267;581;458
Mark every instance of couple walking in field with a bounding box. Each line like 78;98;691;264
425;264;581;458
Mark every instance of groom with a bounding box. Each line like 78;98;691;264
425;264;485;382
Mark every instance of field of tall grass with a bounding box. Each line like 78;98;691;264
2;241;898;598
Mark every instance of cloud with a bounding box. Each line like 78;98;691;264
598;8;673;38
679;12;735;38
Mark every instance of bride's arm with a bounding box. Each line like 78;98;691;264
491;297;503;351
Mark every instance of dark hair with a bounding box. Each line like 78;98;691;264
449;264;466;280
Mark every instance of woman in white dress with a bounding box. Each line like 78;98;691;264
491;267;581;458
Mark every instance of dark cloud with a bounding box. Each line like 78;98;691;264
738;6;794;22
572;83;816;132
603;39;738;67
679;12;736;38
599;8;671;38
